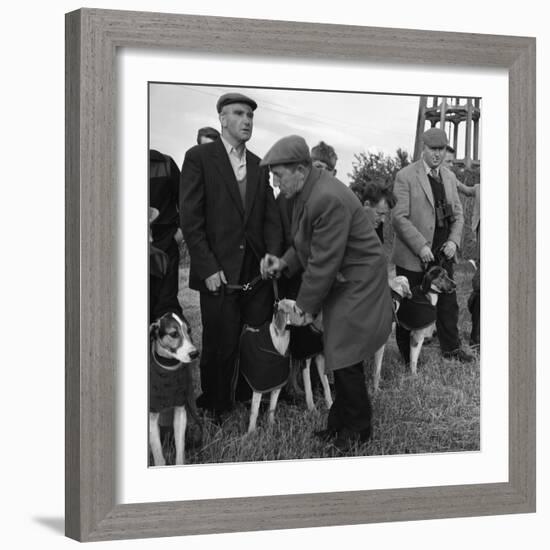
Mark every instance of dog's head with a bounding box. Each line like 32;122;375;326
273;298;314;332
150;312;199;363
390;275;413;299
270;299;294;333
421;266;456;294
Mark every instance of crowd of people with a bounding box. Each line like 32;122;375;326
149;91;480;452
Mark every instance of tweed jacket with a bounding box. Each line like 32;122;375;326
281;167;392;372
180;138;282;291
391;159;464;272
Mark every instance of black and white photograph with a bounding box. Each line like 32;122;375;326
148;83;481;466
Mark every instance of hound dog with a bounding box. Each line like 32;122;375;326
238;299;302;433
288;312;333;412
396;265;456;376
149;312;201;466
372;275;413;392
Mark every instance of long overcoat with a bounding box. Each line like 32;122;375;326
391;160;464;272
282;167;392;372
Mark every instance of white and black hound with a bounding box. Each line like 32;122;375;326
372;275;413;392
238;299;305;433
395;265;456;376
149;312;201;466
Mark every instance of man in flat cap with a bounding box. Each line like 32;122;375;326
180;92;282;417
391;127;474;363
260;135;393;452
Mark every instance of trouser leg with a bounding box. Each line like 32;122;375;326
327;362;372;435
199;290;241;413
436;262;460;352
469;264;480;345
150;240;182;321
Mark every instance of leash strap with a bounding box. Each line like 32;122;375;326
224;274;264;292
272;279;279;304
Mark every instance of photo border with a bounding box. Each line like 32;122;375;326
65;8;535;542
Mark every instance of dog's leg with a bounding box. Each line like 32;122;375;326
315;354;333;409
149;412;166;466
173;405;187;465
409;331;426;376
268;388;282;426
248;391;262;434
373;345;385;392
302;358;315;411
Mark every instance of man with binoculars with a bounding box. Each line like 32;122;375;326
391;127;474;364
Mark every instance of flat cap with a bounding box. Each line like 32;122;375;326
260;135;311;167
422;127;448;148
216;92;257;113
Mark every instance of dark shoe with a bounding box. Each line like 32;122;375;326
331;427;371;453
314;428;338;443
196;394;217;415
442;348;475;362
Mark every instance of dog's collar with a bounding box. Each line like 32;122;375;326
151;344;182;371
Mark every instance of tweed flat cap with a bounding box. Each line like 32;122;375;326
260;135;311;167
216;92;257;113
422;127;448;148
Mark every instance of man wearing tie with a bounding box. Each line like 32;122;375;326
180;92;282;417
392;128;473;364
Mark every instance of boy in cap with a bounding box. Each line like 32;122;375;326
260;135;393;452
391;127;474;363
180;92;282;417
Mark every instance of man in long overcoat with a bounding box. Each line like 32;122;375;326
180;92;282;416
260;135;393;451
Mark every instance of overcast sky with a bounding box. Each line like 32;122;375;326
149;83;421;185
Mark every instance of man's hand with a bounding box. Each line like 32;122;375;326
441;240;457;259
205;270;227;292
294;303;314;325
260;254;287;279
173;228;184;245
419;245;434;264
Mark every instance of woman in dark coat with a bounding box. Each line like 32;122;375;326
260;136;393;451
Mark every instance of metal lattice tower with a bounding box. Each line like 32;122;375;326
413;96;481;168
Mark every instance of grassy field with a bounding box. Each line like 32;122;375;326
152;257;479;466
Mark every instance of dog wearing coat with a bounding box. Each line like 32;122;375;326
238;299;304;433
396;265;456;375
288;312;333;412
372;275;413;391
149;312;201;466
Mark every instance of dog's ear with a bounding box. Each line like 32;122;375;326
274;308;287;332
421;268;437;293
150;320;161;341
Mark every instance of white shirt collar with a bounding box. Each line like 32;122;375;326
221;135;246;160
422;159;439;177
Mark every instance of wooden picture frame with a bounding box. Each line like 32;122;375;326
65;8;535;542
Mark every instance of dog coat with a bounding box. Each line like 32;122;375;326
396;287;437;331
238;324;290;393
149;347;192;413
289;325;324;361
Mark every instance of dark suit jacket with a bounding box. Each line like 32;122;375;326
180;139;282;291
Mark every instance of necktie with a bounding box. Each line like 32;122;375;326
430;168;439;181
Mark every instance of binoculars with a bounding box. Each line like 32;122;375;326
435;201;456;228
